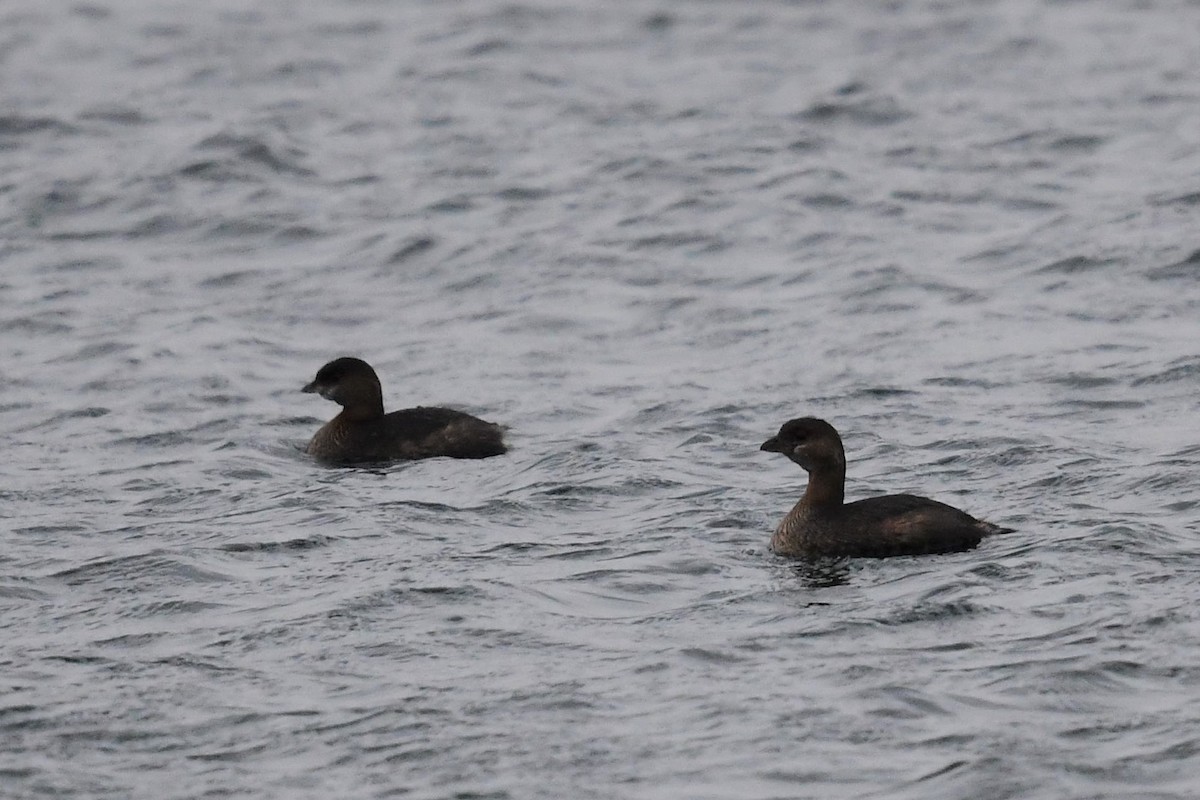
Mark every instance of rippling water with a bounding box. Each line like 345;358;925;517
3;0;1200;797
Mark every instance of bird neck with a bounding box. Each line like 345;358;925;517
801;464;845;509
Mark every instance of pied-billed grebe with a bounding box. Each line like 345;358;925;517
761;417;1011;558
302;357;505;464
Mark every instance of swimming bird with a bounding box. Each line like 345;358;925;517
761;417;1010;558
303;356;505;464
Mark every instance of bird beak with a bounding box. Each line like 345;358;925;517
302;381;318;394
760;436;783;453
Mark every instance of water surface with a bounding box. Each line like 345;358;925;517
3;1;1200;798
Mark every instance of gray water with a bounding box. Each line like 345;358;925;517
3;0;1200;797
